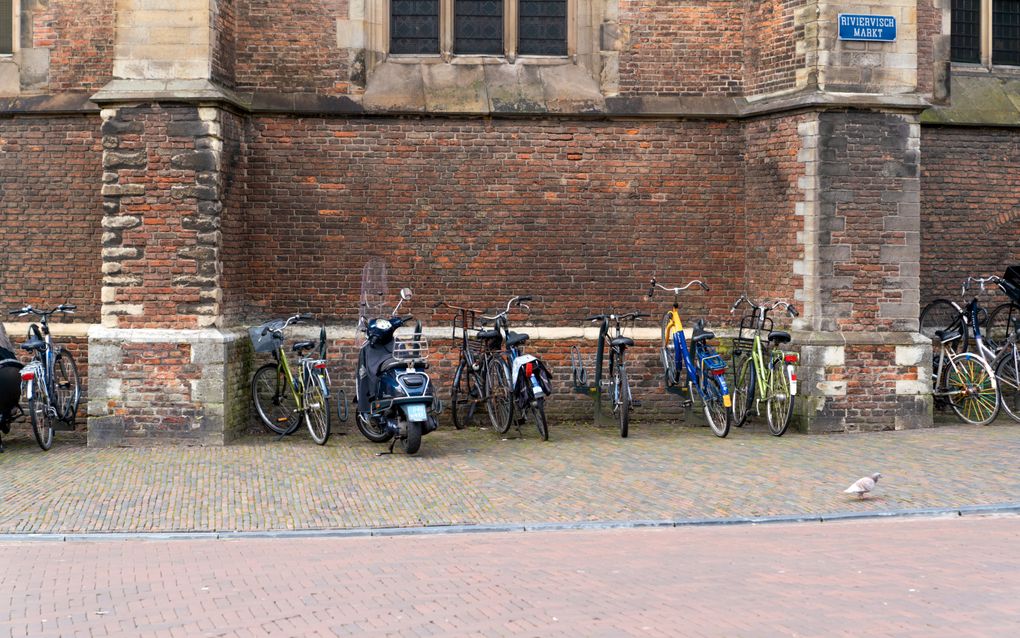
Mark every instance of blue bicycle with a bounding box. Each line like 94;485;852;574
648;278;732;437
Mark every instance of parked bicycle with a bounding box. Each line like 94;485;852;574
920;276;1020;354
482;295;552;440
5;304;82;450
648;278;731;437
729;295;799;436
250;313;333;445
438;301;508;432
570;311;649;437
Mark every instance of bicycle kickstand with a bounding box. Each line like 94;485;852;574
376;438;397;456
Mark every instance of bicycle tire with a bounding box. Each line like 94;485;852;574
994;350;1020;423
614;362;630;438
27;375;54;450
920;299;968;353
251;363;300;435
732;355;754;427
401;419;423;454
987;302;1020;353
533;397;549;441
944;352;1000;425
485;357;513;434
660;312;680;387
702;375;731;438
304;375;331;445
52;349;81;424
765;358;795;436
451;360;479;430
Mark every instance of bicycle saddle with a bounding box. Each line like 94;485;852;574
690;330;715;345
611;336;634;348
291;340;316;353
20;338;45;352
506;332;529;347
768;331;791;345
934;329;961;343
476;329;500;341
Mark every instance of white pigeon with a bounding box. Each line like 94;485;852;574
844;473;882;499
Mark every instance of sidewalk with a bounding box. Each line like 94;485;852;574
0;420;1018;535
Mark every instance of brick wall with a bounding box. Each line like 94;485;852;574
743;114;807;305
916;0;940;97
34;0;115;93
0;116;103;321
920;126;1020;306
212;0;238;89
233;117;745;326
235;0;351;95
618;0;744;96
744;0;807;96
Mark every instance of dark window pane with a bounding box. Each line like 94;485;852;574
952;0;981;63
391;0;439;55
993;0;1020;65
455;0;503;55
1;0;13;55
518;0;567;56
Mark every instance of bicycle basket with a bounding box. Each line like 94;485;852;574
249;321;284;354
1003;266;1020;304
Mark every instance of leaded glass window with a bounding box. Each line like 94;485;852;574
1;0;13;55
993;0;1020;65
391;0;440;55
952;0;982;63
454;0;503;55
518;0;566;55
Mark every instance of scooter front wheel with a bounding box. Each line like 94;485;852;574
356;412;393;443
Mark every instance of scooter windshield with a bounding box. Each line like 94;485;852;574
359;257;389;346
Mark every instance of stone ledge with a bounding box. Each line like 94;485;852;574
88;326;240;343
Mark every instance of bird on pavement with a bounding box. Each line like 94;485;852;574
844;473;882;499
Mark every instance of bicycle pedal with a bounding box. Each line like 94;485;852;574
680;400;693;408
630;400;642;408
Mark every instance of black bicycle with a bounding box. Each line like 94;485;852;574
439;302;510;432
570;312;649;437
7;305;82;450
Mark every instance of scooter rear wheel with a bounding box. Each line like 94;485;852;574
401;420;422;454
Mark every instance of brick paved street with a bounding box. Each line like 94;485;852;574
0;421;1017;534
1;516;1018;637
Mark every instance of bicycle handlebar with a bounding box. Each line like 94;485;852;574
262;313;316;336
647;277;709;298
586;312;649;323
730;296;799;318
962;276;1003;296
481;296;532;322
8;304;76;318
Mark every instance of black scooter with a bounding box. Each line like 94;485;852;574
355;288;439;455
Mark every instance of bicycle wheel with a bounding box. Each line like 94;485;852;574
765;359;795;436
732;355;755;427
27;374;54;450
532;397;549;441
987;303;1020;353
944;352;1000;425
994;350;1020;422
702;375;731;438
304;375;331;445
613;362;630;438
660;312;680;387
252;363;300;435
52;349;81;424
451;359;480;430
485;357;513;434
920;299;968;352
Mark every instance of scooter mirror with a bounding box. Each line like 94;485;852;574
400;288;413;301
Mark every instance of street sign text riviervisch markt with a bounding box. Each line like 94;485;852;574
837;14;897;42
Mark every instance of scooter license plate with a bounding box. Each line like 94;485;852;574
406;403;428;422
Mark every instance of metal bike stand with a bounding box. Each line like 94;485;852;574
569;320;619;428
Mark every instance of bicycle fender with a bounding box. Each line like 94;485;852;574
787;364;798;396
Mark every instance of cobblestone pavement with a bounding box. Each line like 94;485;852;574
1;516;1018;637
0;420;1018;534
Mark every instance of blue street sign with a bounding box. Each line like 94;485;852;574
837;14;897;42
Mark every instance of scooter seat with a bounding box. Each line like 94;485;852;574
507;332;529;347
378;358;427;374
768;331;791;345
611;336;634;348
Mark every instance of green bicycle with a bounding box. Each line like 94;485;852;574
730;295;799;436
250;313;331;445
